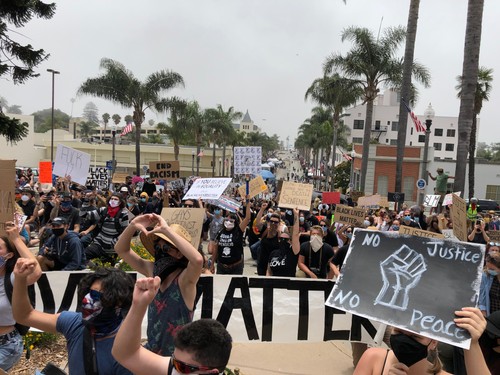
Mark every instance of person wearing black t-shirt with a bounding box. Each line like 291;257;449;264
319;219;338;250
267;208;300;277
298;225;334;279
258;213;284;276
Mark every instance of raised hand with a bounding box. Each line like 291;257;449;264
133;277;161;307
14;258;38;279
454;307;487;342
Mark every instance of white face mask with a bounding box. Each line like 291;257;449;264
224;220;235;230
310;235;323;252
109;199;120;208
21;195;30;202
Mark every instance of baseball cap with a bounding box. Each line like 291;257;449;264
140;224;192;256
120;186;129;193
51;217;68;226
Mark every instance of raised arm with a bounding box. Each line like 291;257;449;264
291;208;300;255
112;276;170;375
7;222;41;285
239;197;252;232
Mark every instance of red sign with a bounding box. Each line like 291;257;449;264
39;161;52;183
322;191;340;204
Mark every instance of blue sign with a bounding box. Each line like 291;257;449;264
416;178;426;190
106;160;113;170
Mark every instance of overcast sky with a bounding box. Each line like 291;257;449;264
3;0;500;146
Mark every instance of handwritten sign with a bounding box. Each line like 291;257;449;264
278;181;313;211
160;207;205;250
0;160;15;236
183;178;232;201
322;191;340;204
206;195;242;213
424;195;441;208
38;161;53;183
442;229;459;242
452;194;468;242
489;231;500;243
52;144;91;185
357;194;384;208
334;204;366;226
237;175;267;199
326;229;485;349
86;167;109;189
234;147;262;175
112;172;129;184
149;161;180;180
443;191;461;206
398;225;444;239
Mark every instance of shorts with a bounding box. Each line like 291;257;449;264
0;329;24;371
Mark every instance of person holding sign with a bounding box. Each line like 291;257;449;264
428;168;454;214
114;214;203;356
353;307;490;375
210;198;251;275
267;208;300;277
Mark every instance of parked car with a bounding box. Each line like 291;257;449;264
465;199;500;213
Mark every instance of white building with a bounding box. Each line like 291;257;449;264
233;110;261;134
343;90;476;160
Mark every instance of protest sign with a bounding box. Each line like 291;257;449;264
357;194;383;208
0;160;15;236
398;225;444;239
278;181;313;211
322;191;340;204
452;194;468;242
183;178;232;200
388;192;405;204
112;172;129;184
52;144;91;185
326;229;485;349
184;176;200;194
234;146;262;175
443;191;461;206
31;271;381;344
334;205;366;226
38;161;52;183
86;167;109;189
206;195;242;213
350;191;364;203
237;175;267;199
149;161;180;180
160;207;205;250
489;230;500;243
424;195;441;208
442;229;459;242
167;179;184;190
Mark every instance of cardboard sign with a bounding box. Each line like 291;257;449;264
149;161;180;180
237;175;267;199
350;191;364;203
160;207;205;250
322;191;340;204
357;194;383;208
452;194;468;242
443;191;461;206
326;229;485;349
488;230;500;243
234;147;262;175
38;161;53;183
0;160;16;235
183;178;232;201
112;172;129;184
86;167;109;189
53;144;91;185
278;181;313;211
398;225;445;239
424;195;441;208
334;204;366;226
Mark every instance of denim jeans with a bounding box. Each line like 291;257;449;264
0;330;23;371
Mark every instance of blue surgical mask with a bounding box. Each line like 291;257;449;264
392;225;400;231
488;269;499;276
322;225;328;233
346;233;353;239
299;217;304;223
140;198;146;202
403;215;412;222
127;202;133;207
214;209;221;216
0;255;6;269
267;212;272;218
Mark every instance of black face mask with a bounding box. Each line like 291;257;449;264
153;244;188;282
52;228;65;237
390;333;430;367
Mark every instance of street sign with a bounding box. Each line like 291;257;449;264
142;165;148;172
348;182;354;188
106;160;113;170
416;178;426;190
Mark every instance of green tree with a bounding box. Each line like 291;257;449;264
112;113;121;126
324;25;430;192
32;108;70;133
82;102;99;123
101;112;110;137
80;121;98;138
78;58;184;175
0;1;56;84
456;66;493;198
156;100;190;161
0;104;28;143
454;0;485;194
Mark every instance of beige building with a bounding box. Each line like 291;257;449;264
233;110;261;134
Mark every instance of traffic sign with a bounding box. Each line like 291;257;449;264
416;178;426;190
142;165;148;172
106;160;113;170
348;182;354;188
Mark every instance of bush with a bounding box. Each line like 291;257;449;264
23;331;59;357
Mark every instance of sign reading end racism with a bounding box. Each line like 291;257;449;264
326;229;485;349
149;161;180;180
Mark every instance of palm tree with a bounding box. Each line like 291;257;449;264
324;26;430;192
395;0;422;193
454;0;485;194
182;101;208;175
102;112;110;139
156;100;189;161
456;66;492;198
305;74;362;190
78;58;184;175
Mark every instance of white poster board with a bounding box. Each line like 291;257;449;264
53;144;91;185
423;195;441;207
443;191;462;206
183;178;232;200
234;147;262;175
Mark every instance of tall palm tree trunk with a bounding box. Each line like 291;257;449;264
395;0;420;192
468;115;478;198
134;123;141;176
212;141;216;177
330;117;339;191
360;100;374;192
174;143;179;161
222;143;226;177
455;0;484;193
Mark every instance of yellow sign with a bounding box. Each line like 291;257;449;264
238;175;268;198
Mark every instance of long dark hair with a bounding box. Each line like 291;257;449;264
1;236;19;274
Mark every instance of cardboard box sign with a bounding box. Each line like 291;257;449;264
278;181;313;211
149;161;180;180
0;160;16;236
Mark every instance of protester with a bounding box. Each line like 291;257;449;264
50;192;81;232
115;214;203;356
297;225;334;279
479;310;500;373
207;206;224;255
257;212;284;276
479;252;500;316
0;222;42;372
468;218;490;245
428;168;454;213
267;208;300;277
112;276;232;375
13;261;133;374
353;307;490;375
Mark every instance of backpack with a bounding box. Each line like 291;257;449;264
92;207;123;237
4;272;36;335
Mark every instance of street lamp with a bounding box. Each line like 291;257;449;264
111;125;117;181
349;149;356;191
219;157;222;176
191;150;195;175
418;103;435;205
47;69;60;162
330;113;351;191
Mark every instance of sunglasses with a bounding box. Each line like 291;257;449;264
184;204;194;208
490;242;500;247
171;354;221;374
154;242;177;253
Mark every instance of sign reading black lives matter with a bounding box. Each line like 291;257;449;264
86;167;109;189
234;146;262;175
326;229;485;349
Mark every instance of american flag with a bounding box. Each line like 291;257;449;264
120;121;133;137
342;153;353;161
401;99;426;133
